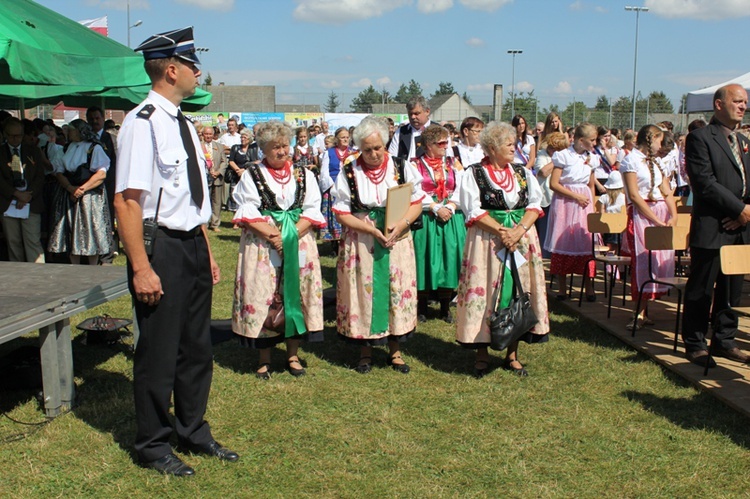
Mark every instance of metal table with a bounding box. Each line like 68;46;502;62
0;262;128;417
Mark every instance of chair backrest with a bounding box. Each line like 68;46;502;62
675;213;691;227
674;196;687;207
720;245;750;276
644;225;690;251
587;212;628;234
676;205;692;214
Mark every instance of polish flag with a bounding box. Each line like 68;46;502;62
79;16;108;37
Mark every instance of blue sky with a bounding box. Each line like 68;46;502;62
35;0;750;111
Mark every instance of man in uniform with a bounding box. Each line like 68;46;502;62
114;27;238;477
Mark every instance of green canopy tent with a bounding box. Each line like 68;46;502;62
0;0;211;112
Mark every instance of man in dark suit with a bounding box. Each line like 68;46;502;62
87;106;118;261
682;83;750;366
0;118;46;262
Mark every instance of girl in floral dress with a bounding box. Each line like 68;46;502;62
456;122;549;377
232;121;326;379
332;116;426;374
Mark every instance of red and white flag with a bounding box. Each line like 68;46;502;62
79;16;108;37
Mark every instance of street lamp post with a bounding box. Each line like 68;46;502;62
625;6;649;130
126;0;142;48
507;50;523;119
195;47;209;85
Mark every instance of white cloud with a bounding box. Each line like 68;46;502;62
321;80;342;89
459;0;513;12
293;0;410;25
644;0;750;20
465;37;485;47
417;0;454;13
594;5;607;13
568;0;583;10
376;76;392;86
514;81;534;93
585;85;606;94
467;83;494;91
85;0;149;10
553;81;573;95
351;78;372;88
175;0;234;11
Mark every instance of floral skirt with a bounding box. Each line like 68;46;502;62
336;213;418;343
47;184;112;256
627;202;674;301
412;210;466;291
456;225;550;346
232;227;324;345
320;189;342;241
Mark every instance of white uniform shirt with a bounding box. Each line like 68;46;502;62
457;163;543;223
116;90;211;231
552;146;596;186
620;148;664;202
231;164;325;226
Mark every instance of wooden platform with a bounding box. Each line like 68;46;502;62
555;267;750;418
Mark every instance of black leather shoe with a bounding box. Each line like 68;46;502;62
355;356;372;374
473;360;490;379
503;359;528;377
685;349;716;368
713;346;750;363
143;453;195;476
287;357;306;377
387;354;410;374
182;440;239;462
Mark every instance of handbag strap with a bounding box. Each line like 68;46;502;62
493;251;526;311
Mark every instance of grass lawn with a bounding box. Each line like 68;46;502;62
1;212;749;497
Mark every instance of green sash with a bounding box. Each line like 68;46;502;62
262;208;306;338
367;208;390;334
489;209;525;309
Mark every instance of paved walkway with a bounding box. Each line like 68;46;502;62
555;271;750;418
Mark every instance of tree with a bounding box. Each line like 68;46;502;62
350;85;383;113
324;91;341;113
594;95;610;111
462;91;473;106
203;72;213;86
431;81;455;99
502;90;540;122
646;91;674;114
394;79;424;104
561;100;589;126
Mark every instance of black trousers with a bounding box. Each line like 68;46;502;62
682;245;743;352
129;228;214;462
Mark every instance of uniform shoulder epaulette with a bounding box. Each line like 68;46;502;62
136;104;156;120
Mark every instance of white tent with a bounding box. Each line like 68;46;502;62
685;72;750;113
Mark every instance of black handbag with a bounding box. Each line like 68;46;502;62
488;252;538;351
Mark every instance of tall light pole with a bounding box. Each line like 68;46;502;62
625;6;648;130
196;47;209;85
507;49;523;119
127;0;142;48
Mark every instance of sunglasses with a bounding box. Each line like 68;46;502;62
435;140;449;147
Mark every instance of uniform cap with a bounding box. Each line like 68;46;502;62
135;26;200;64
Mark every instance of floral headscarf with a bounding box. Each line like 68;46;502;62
68;119;103;147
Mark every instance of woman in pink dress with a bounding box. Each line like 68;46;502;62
620;124;677;329
332;116;425;374
544;123;598;301
455;122;549;378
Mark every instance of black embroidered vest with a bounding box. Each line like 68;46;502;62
470;163;529;210
343;155;408;213
247;163;306;211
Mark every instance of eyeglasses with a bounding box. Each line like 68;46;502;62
435;140;449;147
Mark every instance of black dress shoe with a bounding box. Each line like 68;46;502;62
355;356;372;374
473;360;490;379
503;359;528;377
387;354;410;374
143;453;195;476
287;357;306;377
182;440;239;462
713;346;750;363
685;349;716;368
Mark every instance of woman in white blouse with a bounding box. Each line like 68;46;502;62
454;116;486;167
511;114;536;168
333;116;425;375
455;122;549;378
232;121;326;379
620;124;677;330
47;119;112;265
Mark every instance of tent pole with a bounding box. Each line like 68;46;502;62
19;97;25;118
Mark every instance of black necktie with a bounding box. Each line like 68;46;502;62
12;147;19;157
177;110;204;207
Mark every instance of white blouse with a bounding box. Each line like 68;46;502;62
552;146;596;186
332;154;425;212
456;142;485;167
619;148;664;202
232;164;325;226
458;163;543;223
598;192;626;213
513;134;535;165
56;141;109;174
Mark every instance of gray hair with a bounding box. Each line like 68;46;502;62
406;95;430;112
479;121;517;157
239;127;253;139
256;120;293;151
352;115;389;148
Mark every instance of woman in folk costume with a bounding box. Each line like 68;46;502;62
232;121;325;379
319;127;352;251
455;121;549;378
333;115;426;374
620;124;677;330
410;124;466;323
